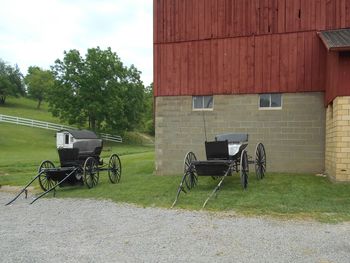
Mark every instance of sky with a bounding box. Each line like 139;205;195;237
0;0;153;86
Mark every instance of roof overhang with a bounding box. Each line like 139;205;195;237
318;28;350;52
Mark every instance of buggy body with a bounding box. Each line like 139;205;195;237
6;130;122;205
172;133;266;208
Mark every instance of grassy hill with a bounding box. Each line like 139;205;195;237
0;122;153;185
0;97;62;123
0;96;154;185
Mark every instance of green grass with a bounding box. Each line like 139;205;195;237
0;123;152;184
1;98;350;222
0;97;62;123
1;123;350;222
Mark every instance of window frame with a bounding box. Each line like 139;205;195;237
192;95;214;111
258;93;282;110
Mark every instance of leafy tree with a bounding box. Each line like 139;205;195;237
24;66;55;109
0;59;25;104
142;83;154;135
48;47;145;133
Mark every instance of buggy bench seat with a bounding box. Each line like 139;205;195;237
214;133;248;158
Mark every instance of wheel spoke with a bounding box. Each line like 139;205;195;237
38;160;55;191
108;154;121;184
183;152;197;190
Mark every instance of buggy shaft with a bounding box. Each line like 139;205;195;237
30;168;78;204
202;164;233;208
171;173;188;208
5;170;45;206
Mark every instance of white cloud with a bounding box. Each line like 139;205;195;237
0;0;153;85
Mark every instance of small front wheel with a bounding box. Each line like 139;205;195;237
38;160;55;191
83;157;99;188
108;154;122;184
183;152;198;190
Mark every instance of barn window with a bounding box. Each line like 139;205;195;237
259;94;282;109
65;134;69;144
193;96;213;110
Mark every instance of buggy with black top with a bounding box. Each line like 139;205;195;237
171;133;266;208
6;129;121;205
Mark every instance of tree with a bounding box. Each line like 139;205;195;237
48;47;145;133
0;59;25;104
142;83;154;135
24;66;55;109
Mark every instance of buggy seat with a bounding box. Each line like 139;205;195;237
215;133;248;158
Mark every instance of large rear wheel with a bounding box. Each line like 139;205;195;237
38;160;55;191
240;150;248;189
108;154;122;184
255;143;266;180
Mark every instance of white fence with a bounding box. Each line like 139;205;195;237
99;133;123;143
0;114;122;143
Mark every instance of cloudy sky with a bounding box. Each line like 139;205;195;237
0;0;153;85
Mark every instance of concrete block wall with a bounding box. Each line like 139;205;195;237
155;92;325;176
325;96;350;181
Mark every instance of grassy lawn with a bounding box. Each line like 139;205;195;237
0;97;62;123
1;125;350;222
1;98;350;222
0;123;152;184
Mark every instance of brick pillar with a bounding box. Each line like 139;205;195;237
325;96;350;181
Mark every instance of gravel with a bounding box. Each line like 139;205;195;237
1;192;349;263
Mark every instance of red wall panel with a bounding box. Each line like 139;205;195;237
154;0;350;44
270;34;281;91
154;31;327;96
338;54;350;96
153;0;343;98
325;52;350;104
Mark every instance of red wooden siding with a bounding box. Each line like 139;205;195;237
338;54;350;98
154;0;350;44
154;32;327;96
325;52;350;104
153;0;347;98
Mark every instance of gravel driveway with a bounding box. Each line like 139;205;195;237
1;192;349;263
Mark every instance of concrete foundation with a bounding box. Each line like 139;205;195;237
155;92;326;176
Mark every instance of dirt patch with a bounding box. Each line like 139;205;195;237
0;171;10;176
0;185;36;193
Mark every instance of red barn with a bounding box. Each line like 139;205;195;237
153;0;350;181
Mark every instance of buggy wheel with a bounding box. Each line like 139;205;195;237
183;152;198;190
255;143;266;180
240;150;248;189
83;157;99;188
108;154;121;184
38;160;55;191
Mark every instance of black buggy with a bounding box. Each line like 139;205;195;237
6;130;122;205
172;133;266;208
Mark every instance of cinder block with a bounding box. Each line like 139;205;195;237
156;93;326;175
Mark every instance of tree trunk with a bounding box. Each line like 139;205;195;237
0;95;5;105
90;117;96;131
37;99;42;109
